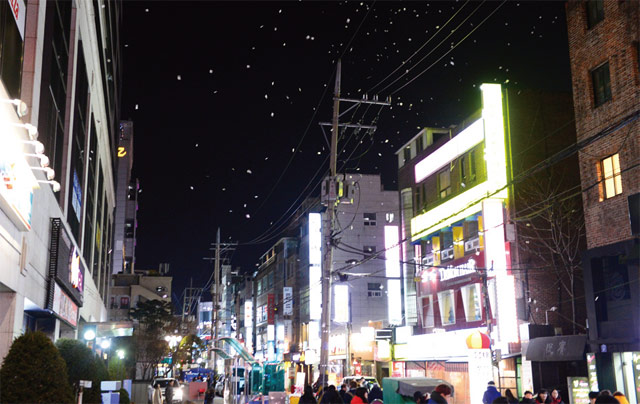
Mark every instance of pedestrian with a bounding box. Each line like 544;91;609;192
588;392;599;404
413;391;425;404
339;384;353;404
493;399;509;404
351;388;368;404
204;387;215;404
505;389;518;404
349;381;359;396
549;389;564;404
368;384;383;403
165;381;175;404
613;392;629;404
301;386;319;404
321;385;344;404
520;391;535;404
152;384;163;404
427;384;452;404
535;390;550;404
483;382;501;404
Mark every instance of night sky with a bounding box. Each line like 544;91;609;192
120;0;572;301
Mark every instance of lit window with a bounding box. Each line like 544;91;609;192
592;63;612;107
600;154;622;199
368;283;382;297
385;213;394;223
422;296;434;328
586;0;604;29
461;284;483;322
437;289;456;325
403;147;411;164
438;169;451;199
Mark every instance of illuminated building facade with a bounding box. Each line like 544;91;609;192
566;1;640;398
112;120;139;274
395;83;583;399
0;0;121;362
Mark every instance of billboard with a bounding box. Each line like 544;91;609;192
308;213;322;320
48;219;85;306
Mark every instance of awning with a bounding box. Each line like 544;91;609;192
524;335;587;362
216;337;257;364
393;377;455;397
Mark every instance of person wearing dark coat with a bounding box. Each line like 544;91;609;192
520;391;535;404
535;390;551;404
165;381;175;404
368;384;383;403
321;385;344;404
204;387;215;404
505;389;519;404
339;384;353;404
427;385;452;404
300;386;319;404
493;399;509;404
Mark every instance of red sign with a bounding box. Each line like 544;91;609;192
354;362;362;376
392;361;405;377
267;293;275;325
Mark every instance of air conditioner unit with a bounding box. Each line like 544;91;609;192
464;237;481;252
441;248;454;261
422;253;434;266
338;180;356;204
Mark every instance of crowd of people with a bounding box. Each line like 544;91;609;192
481;381;631;404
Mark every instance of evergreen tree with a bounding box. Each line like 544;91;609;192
0;331;74;404
55;338;108;404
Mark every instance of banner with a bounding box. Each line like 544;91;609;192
283;287;293;315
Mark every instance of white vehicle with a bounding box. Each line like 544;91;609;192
148;378;184;403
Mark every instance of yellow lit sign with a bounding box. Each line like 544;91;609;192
117;147;127;157
411;83;508;241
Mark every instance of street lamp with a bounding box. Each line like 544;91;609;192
116;350;125;360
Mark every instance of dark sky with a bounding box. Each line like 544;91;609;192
120;0;572;301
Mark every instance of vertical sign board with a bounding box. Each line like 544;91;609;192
8;0;27;39
468;349;493;404
586;353;599;392
52;283;79;327
308;213;322;321
567;377;590;404
384;225;402;325
283;287;293;316
391;361;405;377
267;294;275;325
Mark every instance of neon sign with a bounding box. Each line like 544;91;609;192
438;258;477;281
69;247;84;293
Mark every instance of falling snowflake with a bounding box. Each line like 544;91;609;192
209;69;213;73
246;214;251;219
254;195;259;198
346;18;351;23
195;143;199;147
247;169;253;174
270;112;275;117
222;188;226;191
177;75;182;80
246;65;251;69
190;186;194;190
145;8;149;12
135;104;139;110
265;94;268;99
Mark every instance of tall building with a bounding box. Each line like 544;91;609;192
0;0;122;362
566;0;640;397
395;84;583;400
112;120;138;274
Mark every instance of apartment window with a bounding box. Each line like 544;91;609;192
120;296;130;309
586;0;604;29
600;154;623;199
460;155;467;183
461;284;483;322
592;62;612;107
363;213;377;226
363;246;376;255
368;283;382;297
403;147;411;164
470;150;477;181
124;219;135;238
438;169;452;199
0;1;25;98
416;136;424;153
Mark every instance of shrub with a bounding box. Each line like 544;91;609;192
118;388;130;404
0;331;74;404
55;338;108;404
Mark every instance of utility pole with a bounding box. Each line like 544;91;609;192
319;60;341;382
318;60;390;382
204;229;237;376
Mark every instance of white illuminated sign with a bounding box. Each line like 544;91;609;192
244;300;253;328
438;258;477;281
414;119;484;183
267;324;275;341
333;284;349;323
309;213;322;321
385;225;402;325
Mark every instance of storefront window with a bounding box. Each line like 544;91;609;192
422;295;434;328
461;283;483;322
437;290;456;325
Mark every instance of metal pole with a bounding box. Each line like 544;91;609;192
320;59;341;383
213;228;221;376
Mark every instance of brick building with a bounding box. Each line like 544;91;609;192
566;0;640;396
